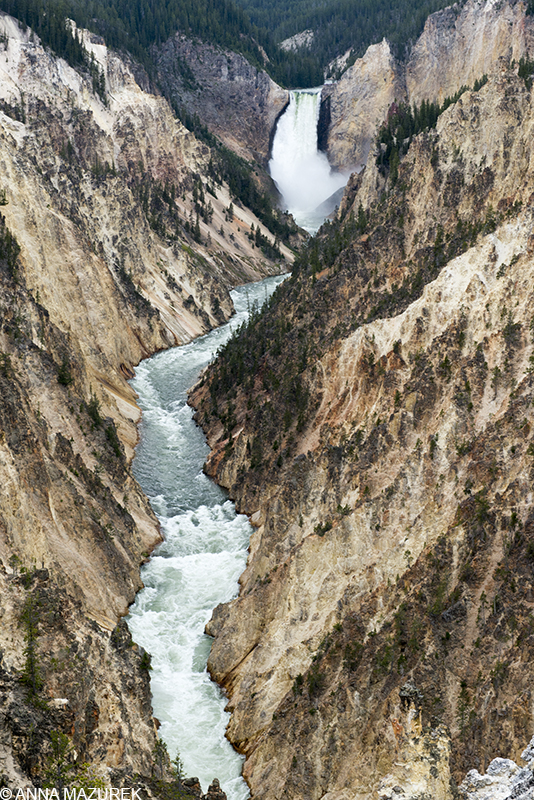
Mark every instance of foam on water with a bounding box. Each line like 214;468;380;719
127;276;286;799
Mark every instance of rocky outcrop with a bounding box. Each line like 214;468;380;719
192;66;534;798
154;34;289;166
323;39;404;171
177;777;227;799
279;31;315;52
459;735;534;798
0;11;286;789
325;0;534;172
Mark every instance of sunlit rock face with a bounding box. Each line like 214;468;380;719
324;39;404;173
0;13;286;785
406;0;534;105
192;64;534;798
324;0;534;173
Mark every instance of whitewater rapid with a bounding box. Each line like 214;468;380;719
127;275;286;799
269;88;348;233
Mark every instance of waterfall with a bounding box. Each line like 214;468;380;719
269;88;348;233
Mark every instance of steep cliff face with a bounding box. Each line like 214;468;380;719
406;0;534;105
323;40;404;172
325;0;534;172
0;12;287;789
192;67;534;798
155;34;289;166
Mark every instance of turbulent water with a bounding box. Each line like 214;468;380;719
127;275;286;799
269;87;348;233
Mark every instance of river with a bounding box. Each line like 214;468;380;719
127;275;286;799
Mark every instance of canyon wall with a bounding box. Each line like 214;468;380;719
0;13;286;789
405;0;534;105
155;34;289;167
325;0;534;172
322;39;404;173
192;64;534;798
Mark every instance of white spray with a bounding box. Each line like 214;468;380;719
269;88;348;232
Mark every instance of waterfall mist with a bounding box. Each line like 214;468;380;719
269;88;348;233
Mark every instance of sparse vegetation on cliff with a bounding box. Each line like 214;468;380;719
191;65;534;798
20;591;44;700
0;214;20;281
376;75;488;182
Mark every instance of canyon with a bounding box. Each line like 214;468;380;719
0;12;286;791
2;0;534;797
191;11;534;799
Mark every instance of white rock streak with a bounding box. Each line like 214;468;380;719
460;735;534;799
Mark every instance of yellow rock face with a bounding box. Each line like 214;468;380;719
325;0;534;173
0;13;287;782
326;40;403;172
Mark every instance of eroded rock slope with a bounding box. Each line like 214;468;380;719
0;13;286;789
192;65;534;798
325;0;534;172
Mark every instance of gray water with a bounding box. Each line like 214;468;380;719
127;275;286;798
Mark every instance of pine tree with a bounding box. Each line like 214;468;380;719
20;592;43;698
193;213;201;243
